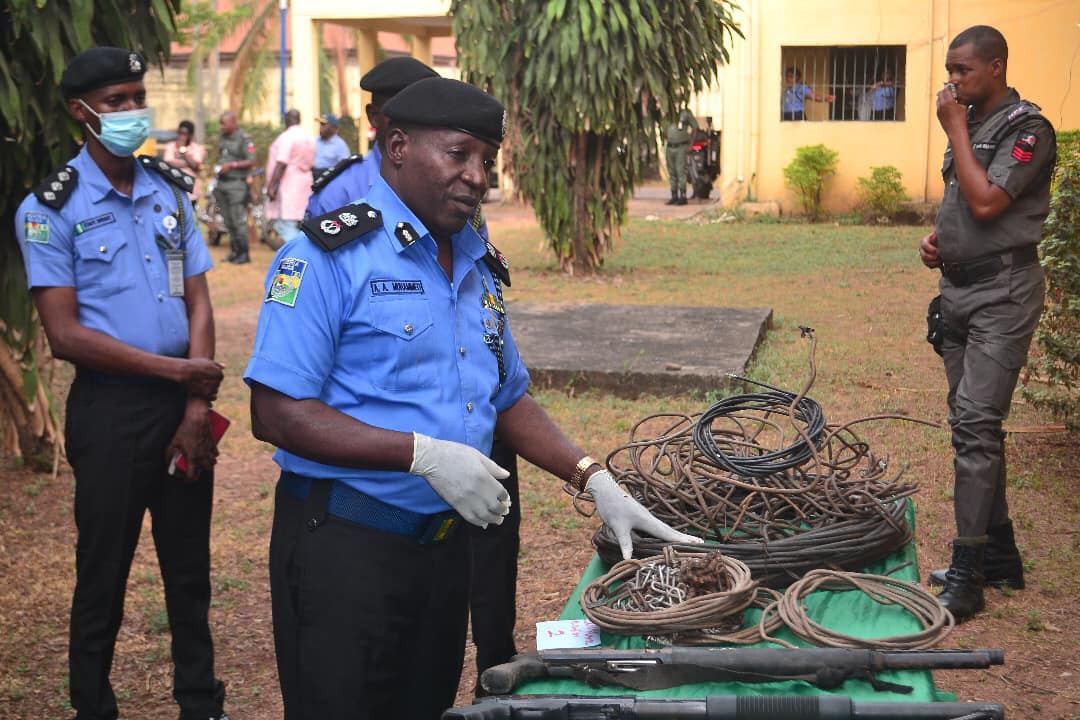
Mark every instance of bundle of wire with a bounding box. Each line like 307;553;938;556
589;329;931;588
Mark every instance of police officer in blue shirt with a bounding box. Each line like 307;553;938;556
305;56;439;217
245;76;699;720
15;47;228;720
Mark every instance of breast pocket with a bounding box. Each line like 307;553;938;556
367;298;438;392
74;235;134;298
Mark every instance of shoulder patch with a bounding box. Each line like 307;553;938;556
483;240;511;287
311;154;363;192
137;155;196;194
32;165;79;209
301;203;382;252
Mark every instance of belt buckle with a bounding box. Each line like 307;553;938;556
943;263;968;286
417;511;459;544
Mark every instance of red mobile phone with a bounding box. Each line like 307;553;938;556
169;409;231;475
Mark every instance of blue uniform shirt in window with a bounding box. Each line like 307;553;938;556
15;145;213;358
871;85;895;112
245;175;530;514
306;144;382;218
783;84;813;113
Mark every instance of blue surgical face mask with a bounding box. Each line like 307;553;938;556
78;99;154;157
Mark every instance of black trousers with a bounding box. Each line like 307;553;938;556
64;378;222;720
270;480;471;720
468;436;520;678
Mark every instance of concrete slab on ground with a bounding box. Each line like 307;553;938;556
508;302;773;397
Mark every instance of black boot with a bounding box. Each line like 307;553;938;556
936;538;986;623
928;521;1025;589
676;188;688;205
665;191;678;206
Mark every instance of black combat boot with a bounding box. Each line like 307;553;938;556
665;192;678;205
928;520;1025;589
676;188;688;206
936;538;986;623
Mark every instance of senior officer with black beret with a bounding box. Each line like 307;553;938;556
15;47;228;720
245;77;700;720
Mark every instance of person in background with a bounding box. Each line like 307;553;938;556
869;68;897;121
918;25;1056;622
781;67;835;121
312;113;351;179
245;76;700;720
664;108;697;206
214;110;256;264
265;108;316;245
305;56;439;218
162;119;205;206
14;46;228;720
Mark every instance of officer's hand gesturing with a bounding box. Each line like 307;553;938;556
586;470;703;560
919;230;940;268
179;358;225;399
410;433;511;528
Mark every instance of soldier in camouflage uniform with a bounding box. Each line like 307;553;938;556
214;110;256;264
664;108;697;205
918;25;1056;622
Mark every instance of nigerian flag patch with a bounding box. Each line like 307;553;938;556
266;257;308;307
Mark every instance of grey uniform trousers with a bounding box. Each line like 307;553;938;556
213;180;250;257
939;257;1044;537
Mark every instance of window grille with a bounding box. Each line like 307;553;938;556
781;45;906;122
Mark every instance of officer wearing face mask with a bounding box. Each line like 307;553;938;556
14;47;229;720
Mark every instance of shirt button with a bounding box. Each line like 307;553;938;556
466;402;474;413
145;254;152;263
98;245;107;253
157;293;164;302
404;323;414;334
459;346;466;357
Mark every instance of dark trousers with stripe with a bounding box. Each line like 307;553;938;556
468;436;520;680
270;480;471;720
65;378;223;720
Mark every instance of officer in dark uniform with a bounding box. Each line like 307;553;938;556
918;25;1056;622
14;47;228;720
244;77;698;720
306;56;523;683
664;108;697;205
214;110;256;264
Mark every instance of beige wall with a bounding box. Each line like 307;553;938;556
714;0;1079;213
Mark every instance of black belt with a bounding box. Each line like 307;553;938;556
279;471;460;544
940;245;1039;287
75;368;177;387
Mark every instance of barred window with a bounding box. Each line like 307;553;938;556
781;45;906;122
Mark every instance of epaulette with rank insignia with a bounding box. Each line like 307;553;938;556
301;203;382;252
483;240;511;287
32;165;79;209
137;155;196;195
311;154;363;192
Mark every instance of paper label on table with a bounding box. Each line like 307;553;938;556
535;619;601;650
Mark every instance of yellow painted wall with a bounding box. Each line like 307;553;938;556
715;0;1078;214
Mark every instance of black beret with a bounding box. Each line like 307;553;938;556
61;47;147;99
382;77;506;147
359;56;439;96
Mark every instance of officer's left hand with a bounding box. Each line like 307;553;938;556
585;470;703;560
919;230;940;268
165;412;218;482
936;86;966;132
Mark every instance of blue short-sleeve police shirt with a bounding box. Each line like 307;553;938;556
245;176;529;514
15;146;213;358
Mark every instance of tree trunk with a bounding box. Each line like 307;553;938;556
332;27;350;117
0;342;60;471
570;131;593;276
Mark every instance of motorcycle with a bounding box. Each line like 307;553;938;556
687;116;721;200
198;167;273;248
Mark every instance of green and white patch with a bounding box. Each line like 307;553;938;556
266;257;308;307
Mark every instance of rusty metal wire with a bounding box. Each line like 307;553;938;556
588;328;936;587
581;547;760;639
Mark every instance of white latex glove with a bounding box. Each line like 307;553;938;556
586;469;703;560
410;432;512;528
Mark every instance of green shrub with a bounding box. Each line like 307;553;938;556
856;165;909;223
783;144;838;221
1023;129;1080;427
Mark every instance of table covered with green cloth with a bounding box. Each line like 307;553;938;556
516;504;955;704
